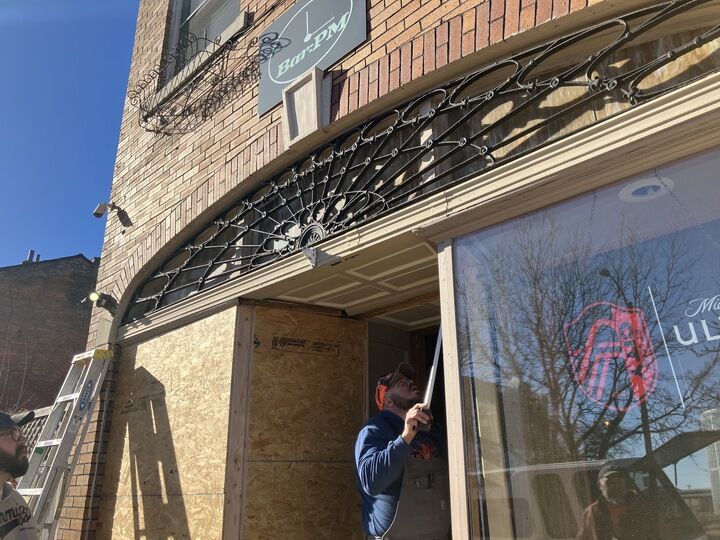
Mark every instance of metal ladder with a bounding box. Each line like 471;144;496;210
18;348;113;538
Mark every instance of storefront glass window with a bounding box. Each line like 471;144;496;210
453;148;720;539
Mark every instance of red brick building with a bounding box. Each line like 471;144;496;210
57;0;720;538
0;254;98;412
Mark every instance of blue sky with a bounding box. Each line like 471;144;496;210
0;1;139;268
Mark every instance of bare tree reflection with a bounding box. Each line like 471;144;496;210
457;214;720;464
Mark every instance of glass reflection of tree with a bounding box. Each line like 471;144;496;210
457;214;720;464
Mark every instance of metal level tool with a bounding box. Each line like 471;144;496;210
18;348;113;539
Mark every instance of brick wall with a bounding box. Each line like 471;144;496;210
64;0;630;537
87;0;610;347
0;255;98;413
329;0;603;118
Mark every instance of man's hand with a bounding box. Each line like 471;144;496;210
402;403;431;444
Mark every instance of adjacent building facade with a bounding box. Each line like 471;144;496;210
0;254;98;413
58;0;720;538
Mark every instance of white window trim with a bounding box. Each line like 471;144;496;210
437;239;473;536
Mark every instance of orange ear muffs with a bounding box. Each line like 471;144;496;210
375;383;389;410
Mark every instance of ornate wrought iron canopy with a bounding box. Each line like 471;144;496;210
124;0;720;323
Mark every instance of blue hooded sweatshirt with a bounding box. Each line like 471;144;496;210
354;410;442;537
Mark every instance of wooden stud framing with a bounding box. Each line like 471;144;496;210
238;298;347;318
222;304;255;540
356;291;440;319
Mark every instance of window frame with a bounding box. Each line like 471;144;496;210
434;72;720;540
156;0;247;105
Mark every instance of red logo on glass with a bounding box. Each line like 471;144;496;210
563;302;658;411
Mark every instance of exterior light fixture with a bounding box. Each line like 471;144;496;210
618;175;674;203
84;291;118;315
282;67;330;147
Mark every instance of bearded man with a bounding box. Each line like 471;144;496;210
354;363;450;540
0;410;37;539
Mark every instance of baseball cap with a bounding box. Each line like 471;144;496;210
375;363;415;410
0;411;35;431
598;463;625;481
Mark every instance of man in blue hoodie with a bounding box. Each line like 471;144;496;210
354;363;451;539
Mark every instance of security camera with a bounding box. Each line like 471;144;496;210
93;202;118;218
93;203;109;218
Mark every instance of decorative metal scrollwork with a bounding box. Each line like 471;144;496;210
124;0;720;323
128;0;291;135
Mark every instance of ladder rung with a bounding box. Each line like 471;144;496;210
56;392;81;403
18;488;44;497
35;439;63;448
72;348;112;364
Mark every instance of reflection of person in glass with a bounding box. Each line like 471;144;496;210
577;463;659;540
354;363;450;539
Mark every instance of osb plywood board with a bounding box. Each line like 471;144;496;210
248;307;367;461
244;307;367;539
97;307;237;539
96;494;224;539
243;462;364;540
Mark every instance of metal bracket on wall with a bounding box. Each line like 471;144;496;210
302;247;318;267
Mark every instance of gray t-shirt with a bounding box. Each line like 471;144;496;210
0;483;37;540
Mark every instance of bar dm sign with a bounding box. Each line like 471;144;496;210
258;0;366;114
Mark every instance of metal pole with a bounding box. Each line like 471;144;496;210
599;269;656;489
423;330;443;407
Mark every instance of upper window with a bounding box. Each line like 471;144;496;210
166;0;243;81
